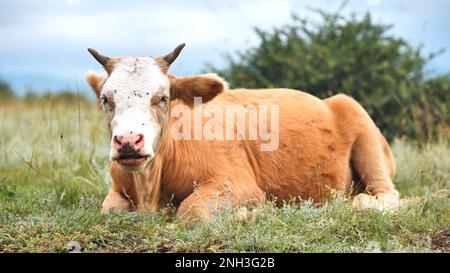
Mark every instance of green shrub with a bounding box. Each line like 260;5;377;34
0;79;14;100
209;8;449;141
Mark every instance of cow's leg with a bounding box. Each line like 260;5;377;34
176;178;265;221
101;190;131;213
348;112;399;211
325;94;399;211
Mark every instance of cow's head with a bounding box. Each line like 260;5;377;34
86;44;226;171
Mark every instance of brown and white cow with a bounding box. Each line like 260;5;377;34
86;44;400;220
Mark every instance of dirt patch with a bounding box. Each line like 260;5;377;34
431;230;450;253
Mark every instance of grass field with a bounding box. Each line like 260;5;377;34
0;98;448;253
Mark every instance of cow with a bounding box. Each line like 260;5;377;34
86;44;400;221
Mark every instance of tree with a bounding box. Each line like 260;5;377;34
0;79;14;99
209;8;449;141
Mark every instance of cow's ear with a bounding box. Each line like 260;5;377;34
86;71;105;99
169;73;227;105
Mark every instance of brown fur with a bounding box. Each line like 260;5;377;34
103;59;118;75
154;57;170;73
97;74;399;220
169;74;227;105
86;71;105;99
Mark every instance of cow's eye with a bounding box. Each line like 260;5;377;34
152;94;169;106
100;94;108;105
100;94;112;111
160;94;169;104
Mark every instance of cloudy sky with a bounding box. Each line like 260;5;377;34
0;0;449;96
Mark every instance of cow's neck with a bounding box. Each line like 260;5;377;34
157;136;211;205
109;158;163;212
134;156;163;211
154;113;218;206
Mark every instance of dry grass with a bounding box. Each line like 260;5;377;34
0;99;448;252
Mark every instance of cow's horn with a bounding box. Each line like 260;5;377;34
163;43;186;65
87;48;110;66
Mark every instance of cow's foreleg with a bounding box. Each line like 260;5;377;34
100;190;131;213
176;179;265;221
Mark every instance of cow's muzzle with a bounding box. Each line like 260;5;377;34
117;154;149;167
114;143;150;167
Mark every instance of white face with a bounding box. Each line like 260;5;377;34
99;57;170;169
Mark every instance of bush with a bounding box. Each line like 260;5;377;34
209;8;449;141
0;79;15;100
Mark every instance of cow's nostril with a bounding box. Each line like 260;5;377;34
135;134;144;147
114;133;143;149
114;135;122;146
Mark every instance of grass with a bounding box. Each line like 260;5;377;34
0;99;448;253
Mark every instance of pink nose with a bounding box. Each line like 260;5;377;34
113;133;145;150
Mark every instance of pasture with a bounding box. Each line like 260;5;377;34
0;98;448;252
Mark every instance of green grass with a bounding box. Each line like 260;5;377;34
0;99;448;253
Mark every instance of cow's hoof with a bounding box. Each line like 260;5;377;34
352;192;399;211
